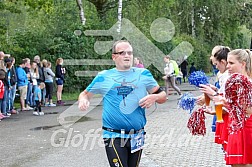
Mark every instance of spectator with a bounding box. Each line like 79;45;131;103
9;57;17;114
34;55;45;105
55;58;66;105
30;61;39;108
134;57;144;68
44;62;56;107
0;51;10;71
0;69;5;120
189;62;197;74
179;56;188;83
4;58;14;115
1;58;11;117
24;58;33;110
41;59;48;105
33;82;45;116
176;69;183;85
16;59;29;111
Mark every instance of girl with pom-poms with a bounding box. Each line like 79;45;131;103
224;49;252;166
199;46;231;151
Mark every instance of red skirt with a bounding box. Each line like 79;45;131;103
214;113;228;144
225;115;252;165
214;121;223;144
220;114;229;152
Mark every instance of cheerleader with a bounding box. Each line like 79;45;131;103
199;46;230;152
224;49;252;166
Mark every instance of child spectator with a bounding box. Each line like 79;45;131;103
176;69;183;85
33;82;45;116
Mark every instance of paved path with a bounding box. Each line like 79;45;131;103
0;81;229;167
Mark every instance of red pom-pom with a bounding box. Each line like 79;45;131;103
187;107;206;136
225;73;252;133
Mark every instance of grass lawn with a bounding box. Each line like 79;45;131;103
14;91;80;109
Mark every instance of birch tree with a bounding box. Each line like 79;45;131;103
117;0;122;33
76;0;86;25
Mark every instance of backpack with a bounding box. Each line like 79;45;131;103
170;60;179;76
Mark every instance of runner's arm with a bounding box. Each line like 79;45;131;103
78;90;94;111
148;86;166;104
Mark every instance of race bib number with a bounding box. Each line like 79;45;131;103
130;131;145;153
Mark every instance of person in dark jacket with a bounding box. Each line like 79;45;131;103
9;57;17;114
34;55;45;105
34;55;45;84
179;57;188;83
1;58;13;116
55;58;66;105
189;62;197;74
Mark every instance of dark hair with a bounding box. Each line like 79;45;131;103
213;47;230;62
20;59;28;65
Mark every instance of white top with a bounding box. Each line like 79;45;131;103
164;62;174;76
30;69;39;86
218;70;230;94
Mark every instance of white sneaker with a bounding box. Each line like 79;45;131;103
49;103;56;107
39;112;44;115
33;112;40;116
45;103;50;107
25;106;33;111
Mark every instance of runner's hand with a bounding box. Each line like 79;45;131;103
139;94;157;108
78;99;90;111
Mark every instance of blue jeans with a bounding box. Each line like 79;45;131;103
42;87;46;104
31;85;38;106
9;85;16;110
211;115;217;132
0;99;2;113
25;82;32;106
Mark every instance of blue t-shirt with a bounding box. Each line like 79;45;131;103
34;87;42;101
86;67;158;138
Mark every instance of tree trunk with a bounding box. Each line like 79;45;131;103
191;2;195;38
76;0;86;25
117;0;123;33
